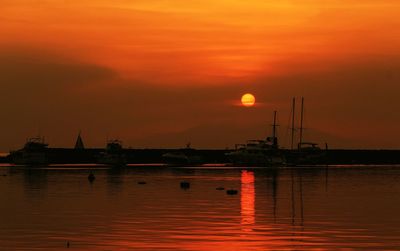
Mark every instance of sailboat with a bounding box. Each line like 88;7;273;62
289;97;326;165
74;132;85;150
225;111;286;167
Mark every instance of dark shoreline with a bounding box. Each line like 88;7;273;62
2;148;400;165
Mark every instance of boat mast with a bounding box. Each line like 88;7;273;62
291;97;296;150
299;97;304;149
272;111;278;148
273;111;277;138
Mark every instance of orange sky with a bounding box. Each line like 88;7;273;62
1;0;400;150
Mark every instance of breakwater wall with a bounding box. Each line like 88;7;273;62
2;148;400;165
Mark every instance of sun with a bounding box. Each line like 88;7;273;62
241;93;256;107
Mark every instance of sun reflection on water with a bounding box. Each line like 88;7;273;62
240;170;255;231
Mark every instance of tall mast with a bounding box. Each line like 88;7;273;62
299;97;304;149
272;110;277;139
291;97;296;150
272;111;278;148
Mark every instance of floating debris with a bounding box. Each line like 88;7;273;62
180;181;190;189
88;172;95;183
216;187;225;190
138;181;147;185
226;189;238;195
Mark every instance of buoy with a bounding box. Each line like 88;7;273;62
138;181;147;185
180;181;190;189
216;187;225;190
88;172;95;182
226;189;238;195
67;241;70;248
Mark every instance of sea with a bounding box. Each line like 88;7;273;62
0;164;399;250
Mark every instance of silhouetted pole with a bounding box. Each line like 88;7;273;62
272;111;278;148
291;97;296;150
299;97;304;150
272;111;277;138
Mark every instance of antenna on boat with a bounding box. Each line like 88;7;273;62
291;97;296;150
298;97;304;150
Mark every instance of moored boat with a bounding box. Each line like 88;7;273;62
10;137;49;165
97;140;127;167
162;143;204;166
225;111;286;167
286;97;327;165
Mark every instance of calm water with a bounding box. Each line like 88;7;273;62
1;165;400;250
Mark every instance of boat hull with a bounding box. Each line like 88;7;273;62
226;151;286;167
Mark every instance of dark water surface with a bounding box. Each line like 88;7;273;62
1;165;400;250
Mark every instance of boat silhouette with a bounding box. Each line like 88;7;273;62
225;111;286;167
10;137;49;165
97;139;127;167
287;97;327;165
162;143;204;166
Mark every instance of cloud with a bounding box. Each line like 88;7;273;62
0;46;116;90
